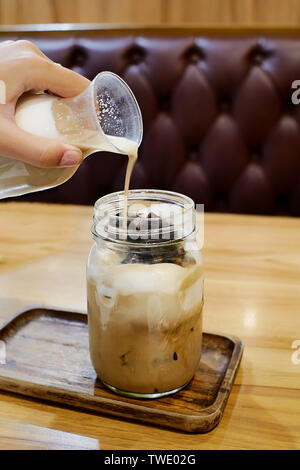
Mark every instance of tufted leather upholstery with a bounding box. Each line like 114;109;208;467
1;27;300;215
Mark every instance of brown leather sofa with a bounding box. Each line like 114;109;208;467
1;25;300;215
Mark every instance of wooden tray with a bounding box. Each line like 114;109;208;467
0;307;243;433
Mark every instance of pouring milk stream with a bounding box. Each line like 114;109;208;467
0;72;142;220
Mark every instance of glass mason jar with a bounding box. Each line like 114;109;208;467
87;189;204;398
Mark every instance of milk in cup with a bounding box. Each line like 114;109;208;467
0;72;142;200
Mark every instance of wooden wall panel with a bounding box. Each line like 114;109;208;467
0;0;165;24
165;0;300;25
0;0;300;26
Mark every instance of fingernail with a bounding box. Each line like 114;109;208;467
60;149;82;167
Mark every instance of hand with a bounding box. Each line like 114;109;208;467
0;40;90;167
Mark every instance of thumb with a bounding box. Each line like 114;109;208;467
0;118;83;167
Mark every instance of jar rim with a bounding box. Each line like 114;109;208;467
94;189;194;214
92;189;196;246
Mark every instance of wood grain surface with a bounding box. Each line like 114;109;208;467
0;307;243;433
0;202;299;449
1;0;300;26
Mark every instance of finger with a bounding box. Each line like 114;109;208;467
16;40;55;63
23;42;52;61
0;118;83;168
0;40;15;46
0;39;52;62
25;57;90;98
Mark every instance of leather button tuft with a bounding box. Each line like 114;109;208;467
220;99;231;113
160;97;170;112
184;45;204;64
249;45;269;66
251;153;261;163
67;45;88;68
251;145;261;161
253;54;264;65
189;151;199;161
126;45;145;65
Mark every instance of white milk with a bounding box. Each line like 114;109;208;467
0;93;138;200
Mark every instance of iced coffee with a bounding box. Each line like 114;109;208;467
87;190;203;398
